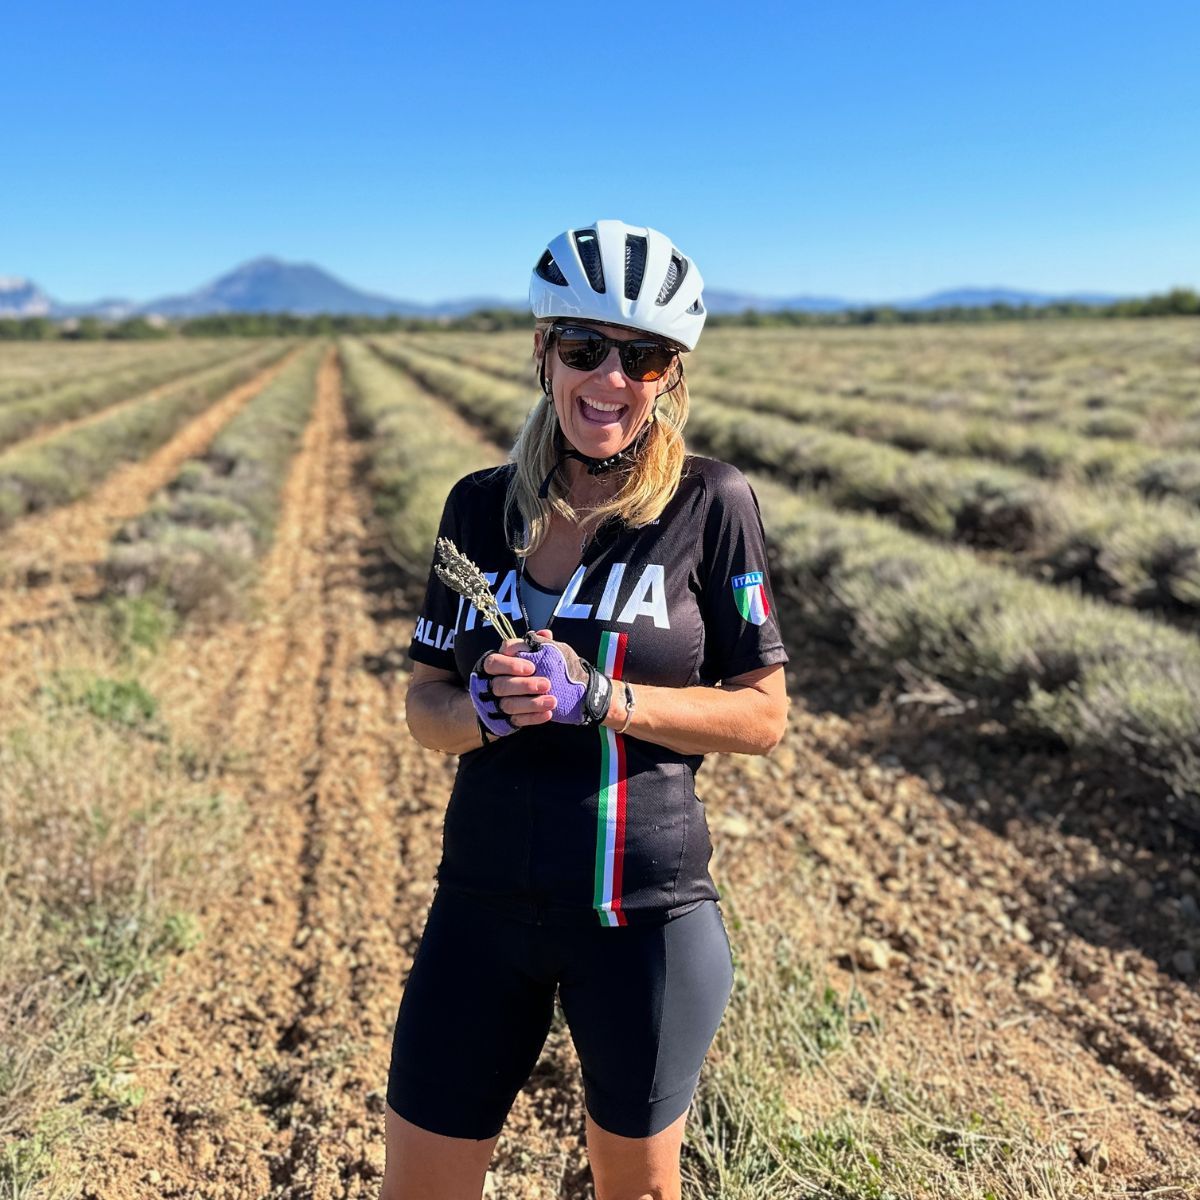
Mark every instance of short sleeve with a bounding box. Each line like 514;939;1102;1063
697;464;789;684
407;485;465;681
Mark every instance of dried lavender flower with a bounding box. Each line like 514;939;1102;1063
434;536;520;642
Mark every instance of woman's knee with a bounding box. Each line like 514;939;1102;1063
379;1103;501;1200
584;1107;686;1200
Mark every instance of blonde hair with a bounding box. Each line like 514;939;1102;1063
503;317;691;557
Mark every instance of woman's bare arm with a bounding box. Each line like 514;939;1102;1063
600;662;788;756
403;642;555;755
404;670;485;756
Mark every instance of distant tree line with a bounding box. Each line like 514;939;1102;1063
0;315;174;341
1;289;1196;340
706;287;1200;328
0;308;531;341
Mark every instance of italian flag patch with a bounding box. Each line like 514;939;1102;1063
732;570;769;626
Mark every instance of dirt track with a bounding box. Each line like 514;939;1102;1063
26;348;1198;1195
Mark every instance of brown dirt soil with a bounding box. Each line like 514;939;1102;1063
59;346;455;1199
701;661;1200;1191
28;349;1200;1196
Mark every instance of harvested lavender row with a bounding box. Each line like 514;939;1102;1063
102;341;324;617
0;341;294;530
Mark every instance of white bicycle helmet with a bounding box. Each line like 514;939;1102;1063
529;219;707;351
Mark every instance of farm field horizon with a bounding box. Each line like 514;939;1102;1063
2;321;1199;1197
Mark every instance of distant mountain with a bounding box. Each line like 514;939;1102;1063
897;287;1123;310
137;256;432;318
704;289;849;315
0;277;54;317
0;258;1134;321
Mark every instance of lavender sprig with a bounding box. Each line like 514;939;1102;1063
433;536;520;642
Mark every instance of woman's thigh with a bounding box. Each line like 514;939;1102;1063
386;888;558;1143
556;900;735;1141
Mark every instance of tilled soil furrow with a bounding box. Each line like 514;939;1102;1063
261;370;412;1198
795;733;1200;1106
69;349;358;1197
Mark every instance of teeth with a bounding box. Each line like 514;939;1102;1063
581;396;625;414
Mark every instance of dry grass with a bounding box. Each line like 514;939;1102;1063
0;603;247;1196
685;864;1075;1199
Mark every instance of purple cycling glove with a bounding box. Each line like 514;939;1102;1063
469;631;613;744
469;650;521;740
515;631;613;726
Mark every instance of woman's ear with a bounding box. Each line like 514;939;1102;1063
658;356;684;397
533;329;553;395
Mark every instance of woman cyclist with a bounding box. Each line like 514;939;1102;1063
383;219;789;1200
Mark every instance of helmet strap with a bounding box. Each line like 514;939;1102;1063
536;418;655;500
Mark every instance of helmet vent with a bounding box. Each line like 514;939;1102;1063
686;296;705;315
535;250;568;287
656;254;688;305
624;235;647;300
574;230;606;293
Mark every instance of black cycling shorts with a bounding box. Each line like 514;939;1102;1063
386;885;735;1140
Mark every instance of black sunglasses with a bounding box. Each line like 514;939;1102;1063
551;324;678;382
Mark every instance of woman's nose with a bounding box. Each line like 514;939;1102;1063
595;346;627;386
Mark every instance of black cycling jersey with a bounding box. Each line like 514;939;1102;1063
407;453;789;927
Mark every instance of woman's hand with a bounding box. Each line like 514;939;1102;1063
469;629;558;736
403;628;556;748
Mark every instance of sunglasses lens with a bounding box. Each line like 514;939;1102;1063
555;327;606;371
621;342;675;382
554;326;675;382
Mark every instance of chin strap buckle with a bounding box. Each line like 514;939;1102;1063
536;421;655;499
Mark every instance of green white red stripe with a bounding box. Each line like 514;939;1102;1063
593;630;629;927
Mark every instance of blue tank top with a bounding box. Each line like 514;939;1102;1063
519;568;561;632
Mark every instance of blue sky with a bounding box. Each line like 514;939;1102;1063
5;1;1197;303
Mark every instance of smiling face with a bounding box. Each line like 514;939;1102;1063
535;321;669;470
